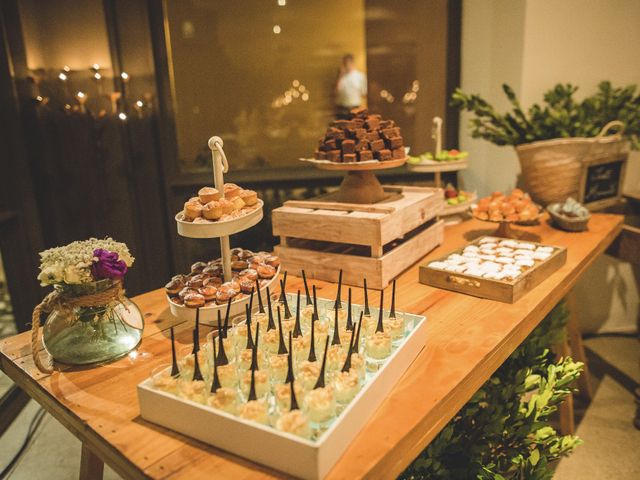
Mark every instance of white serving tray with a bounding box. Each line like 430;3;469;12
138;298;427;479
175;200;264;239
166;265;281;325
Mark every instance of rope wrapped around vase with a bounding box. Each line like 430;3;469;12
30;280;127;374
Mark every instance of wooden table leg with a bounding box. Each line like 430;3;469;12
80;443;104;480
566;290;593;400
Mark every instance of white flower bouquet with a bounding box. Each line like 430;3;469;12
37;237;135;286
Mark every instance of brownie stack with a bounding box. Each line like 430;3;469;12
314;107;405;163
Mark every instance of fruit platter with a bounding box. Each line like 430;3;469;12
443;183;476;216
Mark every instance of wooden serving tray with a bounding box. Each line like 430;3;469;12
273;186;444;289
419;237;567;303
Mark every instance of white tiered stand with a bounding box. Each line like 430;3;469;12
168;136;279;323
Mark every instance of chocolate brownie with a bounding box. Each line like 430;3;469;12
358;150;373;161
327;150;341;162
370;139;385;151
387;136;404;149
343;153;357;162
374;149;392;161
392;148;405;159
341;139;356;154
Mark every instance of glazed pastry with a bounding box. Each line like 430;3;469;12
191;261;208;274
239;189;258;206
165;279;183;296
187;274;206;288
265;255;281;268
219;198;235;215
198;186;220;204
202;201;223;220
257;264;276;279
239;268;258;281
183;200;203;220
216;284;238;304
184;293;205;308
198;285;217;302
231;260;248;271
206;387;238;415
239;279;254;294
223;183;242;199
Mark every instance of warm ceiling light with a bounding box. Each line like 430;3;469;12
76;91;86;99
302;92;309;101
273;25;281;34
92;63;100;70
278;0;286;5
135;100;144;107
63;65;71;72
58;72;68;81
120;72;129;80
118;112;127;120
292;79;300;87
94;72;102;80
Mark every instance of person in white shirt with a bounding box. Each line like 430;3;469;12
335;54;367;119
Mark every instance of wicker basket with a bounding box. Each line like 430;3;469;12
515;121;627;206
547;204;590;232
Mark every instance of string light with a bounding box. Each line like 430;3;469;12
120;72;129;81
35;95;43;102
272;81;310;108
94;72;102;80
135;100;143;108
118;112;127;121
92;63;100;70
63;65;70;72
380;89;395;103
277;0;286;5
302;92;309;101
273;25;281;34
58;72;68;81
76;91;86;99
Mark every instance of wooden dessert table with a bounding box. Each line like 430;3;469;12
0;213;623;480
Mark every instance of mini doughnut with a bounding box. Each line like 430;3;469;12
257;264;276;279
231;260;248;271
202;265;222;277
216;285;238;304
184;292;206;308
198;285;217;302
239;279;254;294
191;261;208;274
187;274;206;289
265;255;281;268
238;249;255;260
239;268;258;281
172;274;188;283
203;276;222;288
178;287;197;301
165;279;183;296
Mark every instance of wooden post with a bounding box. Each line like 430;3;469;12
209;136;232;282
432;117;443;189
79;443;104;480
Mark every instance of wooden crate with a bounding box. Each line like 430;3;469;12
419;237;567;303
273;186;444;289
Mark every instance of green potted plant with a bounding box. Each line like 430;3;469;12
452;82;639;205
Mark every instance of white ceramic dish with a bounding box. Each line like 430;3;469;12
139;294;427;479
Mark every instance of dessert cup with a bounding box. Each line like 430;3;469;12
206;387;239;415
268;353;289;385
238;399;270;425
274;381;306;413
304;386;337;430
151;364;180;395
297;361;321;391
365;331;392;371
333;369;361;408
240;370;270;400
179;379;207;404
275;409;312;439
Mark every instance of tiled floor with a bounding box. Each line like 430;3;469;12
0;337;637;479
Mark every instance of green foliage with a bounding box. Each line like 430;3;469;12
401;302;583;480
451;81;640;149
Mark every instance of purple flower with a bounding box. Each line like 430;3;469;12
91;249;128;281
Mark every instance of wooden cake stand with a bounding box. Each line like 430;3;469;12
303;157;407;204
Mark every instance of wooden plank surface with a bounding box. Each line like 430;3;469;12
0;213;623;480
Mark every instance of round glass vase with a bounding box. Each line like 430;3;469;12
42;279;144;366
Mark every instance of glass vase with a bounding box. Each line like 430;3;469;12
42;279;144;365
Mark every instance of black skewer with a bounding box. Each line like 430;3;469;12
276;306;288;355
223;297;232;338
331;301;341;346
292;290;302;338
245;304;254;350
290;379;299;411
301;270;312;306
308;310;317;363
193;307;201;354
363;278;370;316
353;311;363;355
192;329;204;381
285;331;294;384
210;336;221;393
255;278;265;313
279;272;288;304
333;269;343;311
280;278;292;319
266;286;276;331
390;279;397;319
341;326;356;373
346;288;353;331
170;326;180;377
313;336;330;389
216;310;229;366
375;290;385;333
250;323;261;371
312;285;319;322
247;366;257;402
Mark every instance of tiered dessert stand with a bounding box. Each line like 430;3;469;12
169;136;279;323
273;156;444;289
